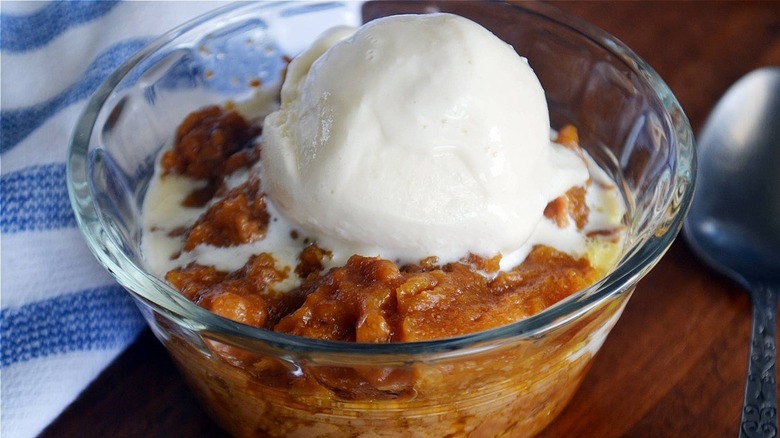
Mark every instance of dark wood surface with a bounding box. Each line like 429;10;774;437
43;1;780;437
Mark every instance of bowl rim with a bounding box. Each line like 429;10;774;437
67;0;696;357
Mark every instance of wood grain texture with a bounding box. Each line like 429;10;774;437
42;1;780;437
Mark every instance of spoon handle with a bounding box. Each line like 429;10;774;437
740;282;779;438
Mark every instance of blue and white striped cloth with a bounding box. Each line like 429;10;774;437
0;3;229;437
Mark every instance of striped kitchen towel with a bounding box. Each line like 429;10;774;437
0;2;229;437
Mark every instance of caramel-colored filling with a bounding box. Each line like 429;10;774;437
160;106;609;343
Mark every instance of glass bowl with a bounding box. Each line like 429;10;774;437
67;1;695;437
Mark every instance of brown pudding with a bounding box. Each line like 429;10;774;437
147;105;625;438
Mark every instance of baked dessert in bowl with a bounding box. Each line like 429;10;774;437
67;1;695;437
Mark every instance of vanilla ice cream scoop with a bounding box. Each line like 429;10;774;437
261;13;589;264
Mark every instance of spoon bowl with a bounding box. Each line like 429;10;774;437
685;67;780;437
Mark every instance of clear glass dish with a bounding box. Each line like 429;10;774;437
67;1;695;437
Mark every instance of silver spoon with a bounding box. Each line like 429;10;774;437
684;67;780;438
